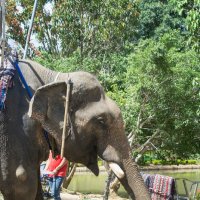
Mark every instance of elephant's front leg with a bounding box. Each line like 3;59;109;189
2;176;38;200
35;167;44;200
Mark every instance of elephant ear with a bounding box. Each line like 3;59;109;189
28;81;68;139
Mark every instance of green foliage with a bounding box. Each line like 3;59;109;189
19;0;139;58
190;154;200;160
6;0;26;45
151;159;197;165
152;160;162;165
170;0;200;52
125;31;200;157
137;0;185;40
97;160;103;166
197;192;200;200
138;156;197;166
136;154;148;166
187;160;197;164
34;50;102;73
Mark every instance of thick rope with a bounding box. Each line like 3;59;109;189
54;72;60;82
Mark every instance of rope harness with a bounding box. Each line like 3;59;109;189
54;72;60;82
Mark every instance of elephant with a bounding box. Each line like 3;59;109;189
0;59;151;200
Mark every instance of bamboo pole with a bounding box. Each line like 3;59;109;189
0;4;2;37
61;80;71;158
23;0;38;59
1;0;6;68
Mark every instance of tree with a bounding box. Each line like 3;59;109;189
170;0;200;51
136;0;184;40
41;0;139;58
6;0;25;45
7;0;139;58
124;31;200;158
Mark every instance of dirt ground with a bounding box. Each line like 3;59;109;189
60;190;129;200
60;193;128;200
0;192;128;200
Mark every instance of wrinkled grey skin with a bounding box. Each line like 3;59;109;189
0;60;150;200
0;60;50;200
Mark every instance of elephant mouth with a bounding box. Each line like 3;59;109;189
87;161;125;179
86;145;99;176
85;144;125;179
87;162;99;176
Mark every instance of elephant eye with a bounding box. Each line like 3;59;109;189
93;116;108;130
96;116;104;123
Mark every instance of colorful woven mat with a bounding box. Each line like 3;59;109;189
0;56;16;111
142;173;176;200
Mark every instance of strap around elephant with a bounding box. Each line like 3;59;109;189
10;58;52;150
54;72;60;82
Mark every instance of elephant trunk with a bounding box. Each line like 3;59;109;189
119;157;151;200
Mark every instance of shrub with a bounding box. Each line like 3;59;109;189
145;161;151;165
152;160;162;165
98;160;103;166
187;160;197;164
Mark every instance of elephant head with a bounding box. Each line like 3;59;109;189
28;71;150;200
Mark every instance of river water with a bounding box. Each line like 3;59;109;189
67;168;200;198
1;168;200;199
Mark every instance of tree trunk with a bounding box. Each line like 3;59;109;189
103;170;114;200
110;176;120;195
63;163;77;189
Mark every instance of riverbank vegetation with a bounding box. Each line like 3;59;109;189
7;0;200;161
137;154;199;166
